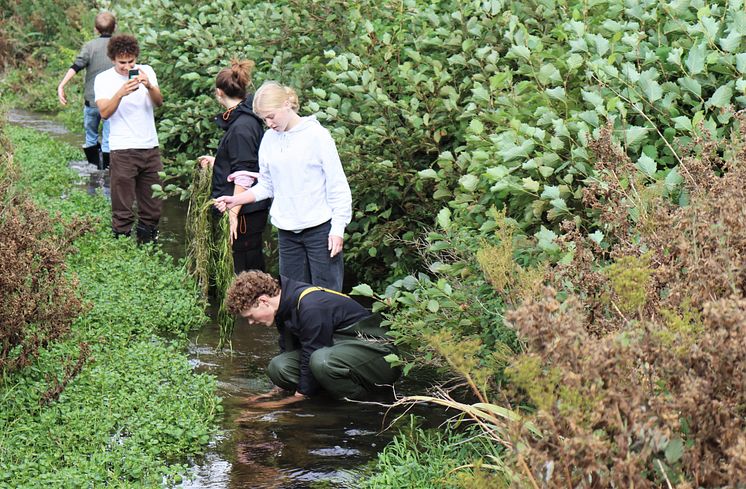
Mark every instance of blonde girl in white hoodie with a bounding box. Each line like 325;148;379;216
214;81;352;291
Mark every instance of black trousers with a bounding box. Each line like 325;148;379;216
232;209;269;274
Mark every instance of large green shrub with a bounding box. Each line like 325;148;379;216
114;0;745;288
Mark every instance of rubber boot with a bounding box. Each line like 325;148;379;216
101;152;110;170
135;223;159;245
112;226;130;239
83;144;100;166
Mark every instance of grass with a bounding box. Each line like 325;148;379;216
361;417;510;489
0;124;220;487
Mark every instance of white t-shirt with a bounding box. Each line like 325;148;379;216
94;64;159;151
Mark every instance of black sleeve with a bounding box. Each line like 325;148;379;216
225;122;262;174
295;305;336;395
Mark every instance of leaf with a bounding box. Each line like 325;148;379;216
636;153;657;177
672;116;693;131
736;53;746;73
426;299;440;313
540;185;561;200
485;166;511;180
471;83;491;103
522;177;540;193
582;89;604;108
665;438;684;464
639;69;663;102
383;353;400;364
625;126;650;147
733;9;746;35
418;168;438;179
437;207;452;230
535;226;558;252
700;16;721;40
459;174;479;192
470;118;484;134
589;230;604;244
685;42;706;75
665;166;684;192
538;63;562;84
589;33;610;56
706;84;733;108
679;77;702;97
545;87;566;101
509;45;531;60
550;198;568;211
719;31;742;52
351;284;375;297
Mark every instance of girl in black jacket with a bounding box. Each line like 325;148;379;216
198;59;270;273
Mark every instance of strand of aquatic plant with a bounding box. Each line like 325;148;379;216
185;164;235;348
215;214;235;348
185;165;213;298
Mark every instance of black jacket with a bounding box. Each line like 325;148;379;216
210;94;270;215
275;276;371;395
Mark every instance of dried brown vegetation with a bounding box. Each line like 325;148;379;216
0;128;92;376
505;117;746;487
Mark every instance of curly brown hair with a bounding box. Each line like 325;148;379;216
226;271;281;314
107;34;139;60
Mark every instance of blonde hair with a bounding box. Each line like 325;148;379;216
253;81;300;115
216;58;255;99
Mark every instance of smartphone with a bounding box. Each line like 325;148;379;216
128;68;139;80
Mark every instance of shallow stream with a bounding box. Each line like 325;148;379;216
7;109;437;488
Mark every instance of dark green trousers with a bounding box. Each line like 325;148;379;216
268;318;400;399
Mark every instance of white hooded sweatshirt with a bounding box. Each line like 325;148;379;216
251;116;352;237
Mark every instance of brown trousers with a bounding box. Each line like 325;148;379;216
110;147;163;233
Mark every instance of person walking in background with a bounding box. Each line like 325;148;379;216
197;59;270;274
94;34;163;244
57;11;116;170
214;81;352;291
226;270;400;405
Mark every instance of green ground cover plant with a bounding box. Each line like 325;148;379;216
0;123;220;487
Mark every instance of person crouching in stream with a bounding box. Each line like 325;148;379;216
225;270;400;406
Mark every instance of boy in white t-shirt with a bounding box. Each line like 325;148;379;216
94;34;163;244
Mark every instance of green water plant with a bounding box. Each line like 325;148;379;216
184;164;235;347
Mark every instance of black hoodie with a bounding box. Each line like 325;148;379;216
274;276;371;395
210;94;270;215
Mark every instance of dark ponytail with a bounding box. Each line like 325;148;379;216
215;58;255;99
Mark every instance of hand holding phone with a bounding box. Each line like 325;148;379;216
128;68;140;80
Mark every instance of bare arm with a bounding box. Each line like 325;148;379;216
57;68;77;105
96;78;140;119
146;84;163;107
227;183;246;244
137;71;163;107
214;189;256;212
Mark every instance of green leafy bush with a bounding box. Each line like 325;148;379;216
111;0;746;290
